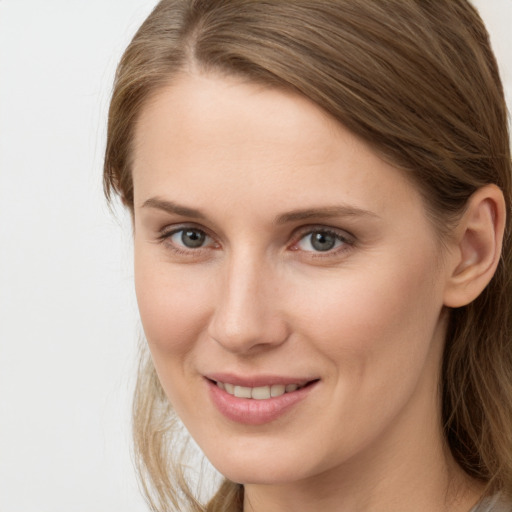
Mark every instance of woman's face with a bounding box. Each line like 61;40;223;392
132;73;451;485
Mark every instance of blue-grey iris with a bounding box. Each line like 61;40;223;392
311;232;336;251
181;229;205;248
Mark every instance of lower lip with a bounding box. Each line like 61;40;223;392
207;380;317;425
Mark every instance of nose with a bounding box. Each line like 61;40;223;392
207;251;290;354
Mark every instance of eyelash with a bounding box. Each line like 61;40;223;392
157;225;355;258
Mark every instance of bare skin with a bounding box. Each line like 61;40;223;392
131;72;502;512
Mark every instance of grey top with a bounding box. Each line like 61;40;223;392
470;494;512;512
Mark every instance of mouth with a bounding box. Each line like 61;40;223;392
206;377;319;425
212;380;314;400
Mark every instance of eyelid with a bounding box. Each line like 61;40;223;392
292;224;355;241
159;221;208;237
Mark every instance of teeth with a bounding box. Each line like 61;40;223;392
216;381;304;399
234;385;252;398
251;386;271;400
271;384;286;397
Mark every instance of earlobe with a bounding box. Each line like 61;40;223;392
443;184;506;308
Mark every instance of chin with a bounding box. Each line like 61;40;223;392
217;464;306;486
204;444;318;486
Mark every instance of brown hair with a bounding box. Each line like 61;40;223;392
104;1;512;510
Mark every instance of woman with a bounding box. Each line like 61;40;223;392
104;1;512;511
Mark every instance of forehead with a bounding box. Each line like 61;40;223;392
133;72;347;171
131;72;426;227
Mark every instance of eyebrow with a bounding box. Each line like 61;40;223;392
274;206;379;224
141;197;206;219
141;197;379;223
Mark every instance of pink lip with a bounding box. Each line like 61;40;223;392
206;375;318;425
206;373;314;388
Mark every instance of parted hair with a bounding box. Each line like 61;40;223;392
104;1;512;510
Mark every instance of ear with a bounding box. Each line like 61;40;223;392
443;184;506;308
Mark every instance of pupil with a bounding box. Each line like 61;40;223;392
311;232;335;251
182;230;205;248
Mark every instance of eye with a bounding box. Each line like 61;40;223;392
294;229;351;253
171;228;207;248
161;227;215;251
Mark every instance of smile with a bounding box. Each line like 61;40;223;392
207;377;319;425
215;381;306;400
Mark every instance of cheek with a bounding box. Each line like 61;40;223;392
291;252;444;373
134;251;213;357
282;251;446;459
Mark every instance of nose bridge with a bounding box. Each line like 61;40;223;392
208;246;288;353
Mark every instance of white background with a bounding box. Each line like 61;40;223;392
0;1;510;511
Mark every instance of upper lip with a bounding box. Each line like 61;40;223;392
205;373;318;388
